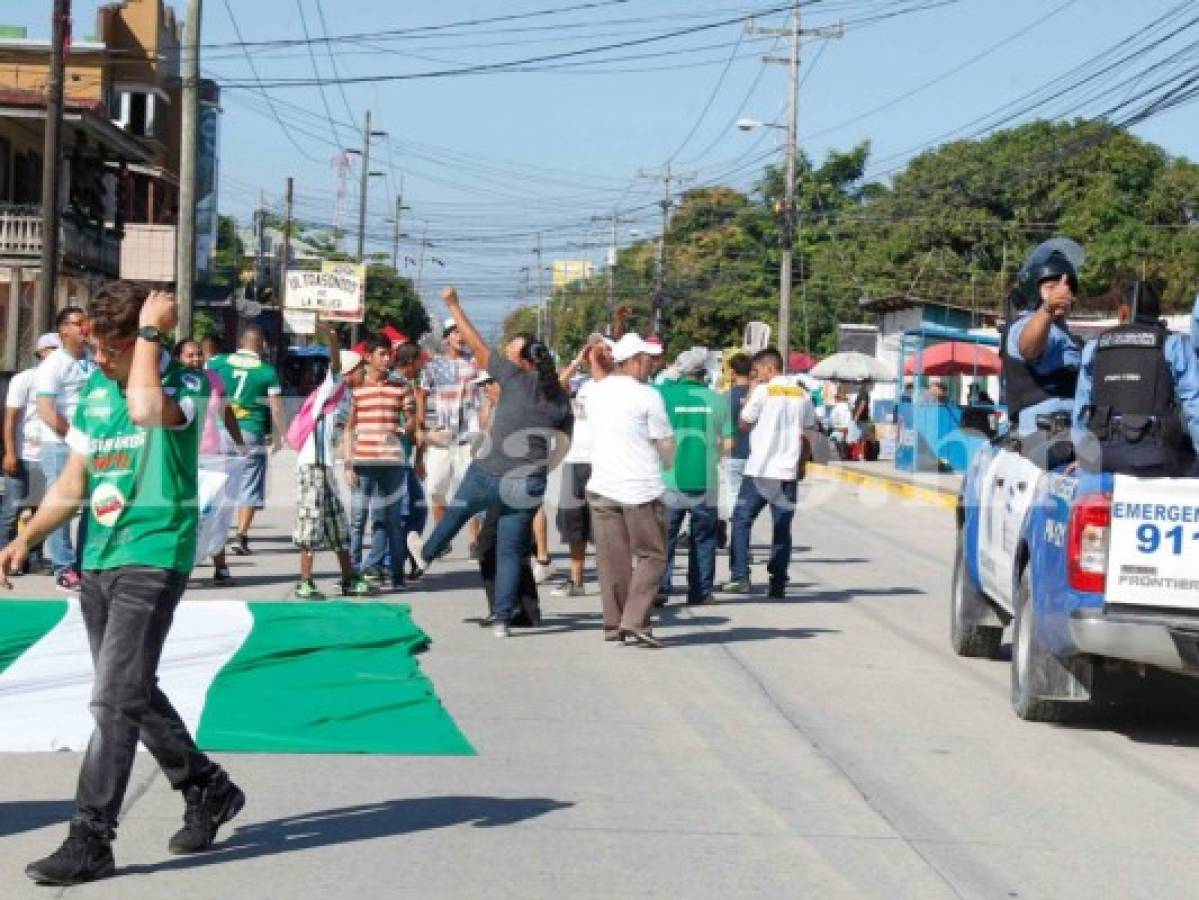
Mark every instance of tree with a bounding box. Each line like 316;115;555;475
362;262;430;339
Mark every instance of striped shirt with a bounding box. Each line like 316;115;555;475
351;375;415;464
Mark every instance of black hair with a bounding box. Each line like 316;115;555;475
394;343;421;367
729;352;752;377
751;348;784;371
362;333;391;355
173;338;200;359
515;332;566;401
55;305;87;328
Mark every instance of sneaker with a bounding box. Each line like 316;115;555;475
623;628;663;649
721;578;751;594
55;569;82;593
551;580;585;598
168;771;245;855
212;567;234;587
340;576;373;597
229;534;251;556
360;567;386;584
25;822;115;886
295;579;325;601
406;533;431;575
532;559;556;584
603;629;625;643
768;582;787;600
493;622;511;638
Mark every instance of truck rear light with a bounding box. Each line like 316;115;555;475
1067;494;1111;593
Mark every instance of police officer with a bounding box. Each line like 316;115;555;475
1001;240;1086;439
1074;280;1199;476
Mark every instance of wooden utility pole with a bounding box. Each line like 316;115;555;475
637;164;693;336
34;0;71;345
391;178;408;270
277;175;293;359
175;0;202;337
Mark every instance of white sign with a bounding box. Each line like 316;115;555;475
1108;475;1199;609
283;309;317;335
284;261;365;323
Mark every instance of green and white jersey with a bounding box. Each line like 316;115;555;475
67;359;210;574
207;350;281;436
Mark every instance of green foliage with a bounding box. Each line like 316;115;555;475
363;262;431;339
502;305;539;342
192;311;218;341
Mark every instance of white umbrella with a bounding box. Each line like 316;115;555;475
808;352;895;383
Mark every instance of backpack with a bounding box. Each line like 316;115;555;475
285;381;347;452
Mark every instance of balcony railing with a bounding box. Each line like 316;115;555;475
0;205;122;276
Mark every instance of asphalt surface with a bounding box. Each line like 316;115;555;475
4;466;1199;899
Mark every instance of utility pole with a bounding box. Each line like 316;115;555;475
34;0;71;345
533;232;546;344
391;177;407;270
751;4;842;365
414;221;430;299
638;164;693;335
278;175;293;358
349;110;385;340
591;210;631;322
175;0;201;338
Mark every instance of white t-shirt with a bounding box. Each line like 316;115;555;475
5;368;42;462
742;376;817;480
585;375;673;505
563;378;597;465
35;347;95;445
297;370;349;469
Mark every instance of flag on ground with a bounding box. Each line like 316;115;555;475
0;599;473;756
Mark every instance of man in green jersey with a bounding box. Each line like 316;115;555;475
656;348;733;606
207;325;284;555
0;284;244;886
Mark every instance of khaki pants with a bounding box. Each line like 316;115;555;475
587;491;667;632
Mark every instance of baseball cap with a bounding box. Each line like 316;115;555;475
36;333;61;352
339;350;364;373
674;347;709;375
443;317;458;336
610;333;664;364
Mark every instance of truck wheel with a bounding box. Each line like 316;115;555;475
1010;567;1072;722
951;533;1002;658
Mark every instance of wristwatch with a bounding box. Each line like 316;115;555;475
138;326;164;343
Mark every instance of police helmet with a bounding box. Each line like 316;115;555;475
1124;279;1163;325
1014;237;1085;309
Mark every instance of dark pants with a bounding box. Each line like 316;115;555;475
658;490;718;603
588;492;667;632
477;505;540;626
76;567;215;831
729;477;797;587
1;461;46;566
425;462;545;624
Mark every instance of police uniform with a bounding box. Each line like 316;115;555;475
1002;309;1082;436
1074;316;1199;477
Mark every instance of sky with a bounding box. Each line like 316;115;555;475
42;0;1199;333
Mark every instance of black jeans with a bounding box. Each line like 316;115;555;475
76;567;215;831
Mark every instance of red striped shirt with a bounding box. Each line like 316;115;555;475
351;378;414;463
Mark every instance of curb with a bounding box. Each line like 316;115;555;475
808;463;958;510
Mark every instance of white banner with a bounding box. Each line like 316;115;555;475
1108;475;1199;609
283;309;317;335
284;260;365;322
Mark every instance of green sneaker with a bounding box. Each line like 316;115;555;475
340;576;373;597
721;578;751;594
360;567;386;584
295;579;326;601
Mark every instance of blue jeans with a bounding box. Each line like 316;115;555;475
349;464;410;583
724;457;747;519
658;490;718;603
41;442;85;575
424;462;546;624
729;477;797;586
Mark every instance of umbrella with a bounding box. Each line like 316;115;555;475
788;350;818;373
809;351;894;383
903;342;1001;377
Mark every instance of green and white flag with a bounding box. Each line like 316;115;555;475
0;600;473;756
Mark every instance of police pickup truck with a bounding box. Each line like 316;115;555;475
953;421;1199;721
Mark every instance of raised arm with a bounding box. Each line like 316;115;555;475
441;286;491;370
127;292;189;428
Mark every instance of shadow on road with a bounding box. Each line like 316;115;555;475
664;626;838;647
0;800;77;839
121;796;573;877
711;585;923;605
1058;671;1199;747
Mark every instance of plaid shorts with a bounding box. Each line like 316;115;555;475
293;465;350;551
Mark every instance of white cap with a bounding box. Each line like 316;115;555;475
339;350;364;373
443;317;458;334
610;333;664;364
36;333;61;352
674;347;709;375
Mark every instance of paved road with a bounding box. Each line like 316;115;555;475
3;470;1199;899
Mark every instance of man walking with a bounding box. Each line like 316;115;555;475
36;307;94;591
656;348;732;606
585;333;675;647
207;325;284;556
724;348;816;600
2;333;59;562
719;352;753;549
0;285;243;886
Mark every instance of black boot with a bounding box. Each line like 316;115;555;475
168;769;246;854
25;821;115;885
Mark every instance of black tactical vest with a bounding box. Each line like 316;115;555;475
999;320;1080;428
1084;322;1184;474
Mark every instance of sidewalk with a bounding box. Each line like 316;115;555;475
808;459;960;508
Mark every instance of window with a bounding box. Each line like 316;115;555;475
128;92;148;137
